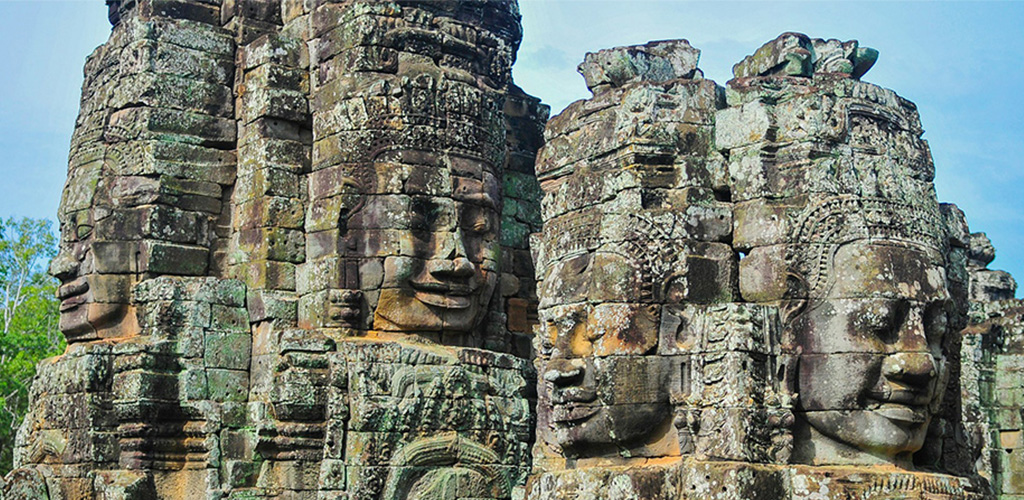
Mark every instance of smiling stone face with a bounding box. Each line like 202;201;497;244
48;153;140;342
47;149;220;342
49;203;136;342
533;222;704;460
539;302;673;456
373;160;502;334
537;252;672;456
791;242;951;466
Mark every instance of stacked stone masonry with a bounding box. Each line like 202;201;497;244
1;3;1021;500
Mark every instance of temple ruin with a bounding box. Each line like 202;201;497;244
2;1;1022;499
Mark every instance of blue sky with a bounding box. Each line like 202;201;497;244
2;1;1023;290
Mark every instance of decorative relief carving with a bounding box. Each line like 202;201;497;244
6;4;1010;499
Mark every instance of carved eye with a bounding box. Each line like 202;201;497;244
410;197;439;234
75;224;93;241
570;309;601;342
471;217;490;233
409;215;428;233
461;205;496;235
540;320;556;356
857;299;898;341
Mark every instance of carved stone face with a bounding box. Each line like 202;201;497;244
49;175;135;342
373;163;501;334
792;242;950;465
538;252;672;457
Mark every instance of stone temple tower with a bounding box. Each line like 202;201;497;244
5;1;546;498
2;3;1017;500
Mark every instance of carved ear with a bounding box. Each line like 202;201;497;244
779;298;807;326
784;269;809;299
783;345;802;403
337;176;366;229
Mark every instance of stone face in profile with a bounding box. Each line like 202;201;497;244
533;39;725;464
47;113;134;342
46;12;229;343
48;197;136;342
967;232;1017;301
539;261;675;456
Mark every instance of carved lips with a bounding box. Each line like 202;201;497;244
548;385;599;424
868;387;932;425
410;279;478;310
57;277;89;312
873;403;928;424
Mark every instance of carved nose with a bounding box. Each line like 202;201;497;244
451;256;474;276
430;256;475;280
445;229;469;259
49;250;79;282
543;358;584;386
895;306;929;352
882;352;937;387
429;228;475;279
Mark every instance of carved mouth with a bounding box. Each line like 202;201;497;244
873;403;928;424
550;387;597;405
58;278;89;312
868;384;931;426
410;280;477;309
868;387;930;424
550;403;601;424
883;389;931;406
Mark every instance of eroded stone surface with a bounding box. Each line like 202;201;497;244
579;39;702;94
960;234;1024;498
732;32;878;80
529;33;990;500
527;460;988;500
3;10;1012;500
7;1;545;499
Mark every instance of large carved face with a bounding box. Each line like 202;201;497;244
792;242;950;465
538;251;673;457
48;167;135;342
373;160;501;334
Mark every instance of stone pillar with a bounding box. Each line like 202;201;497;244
285;2;544;497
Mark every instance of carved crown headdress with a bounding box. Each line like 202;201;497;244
786;195;945;298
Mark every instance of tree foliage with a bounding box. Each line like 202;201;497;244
0;217;64;475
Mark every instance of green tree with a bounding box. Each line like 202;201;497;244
0;217;64;475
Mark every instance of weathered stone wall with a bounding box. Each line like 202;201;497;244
2;4;1020;500
961;232;1024;499
3;1;545;499
529;33;991;499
